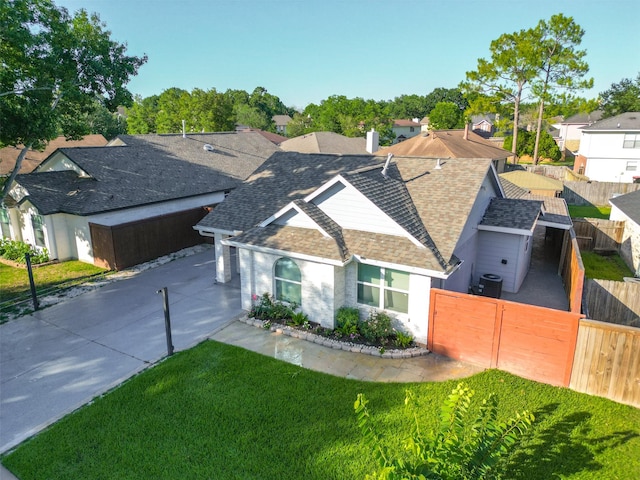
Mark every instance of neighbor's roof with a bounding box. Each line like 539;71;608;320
197;152;497;272
378;129;511;160
610;189;640;225
393;119;421;127
279;131;367;154
0;134;107;175
14;132;279;216
499;170;563;192
562;110;602;125
582;112;640;131
272;115;292;125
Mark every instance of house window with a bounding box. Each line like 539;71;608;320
0;208;10;238
409;127;415;132
357;264;409;314
626;161;637;171
31;214;46;247
623;134;640;148
274;258;301;305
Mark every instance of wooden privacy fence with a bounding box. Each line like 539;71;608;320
584;279;640;328
572;218;624;253
570;319;640;408
560;229;586;314
427;289;581;387
563;181;640;206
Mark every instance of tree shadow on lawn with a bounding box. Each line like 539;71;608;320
510;403;639;479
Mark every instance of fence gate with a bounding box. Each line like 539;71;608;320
428;289;581;387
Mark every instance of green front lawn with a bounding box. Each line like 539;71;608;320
581;251;634;280
0;261;107;303
3;341;639;479
568;205;612;219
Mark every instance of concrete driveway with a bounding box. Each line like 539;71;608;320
0;247;241;454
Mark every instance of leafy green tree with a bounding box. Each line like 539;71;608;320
285;112;314;137
233;103;272;131
85;101;127;140
599;73;640;118
462;28;540;159
424;87;469;114
530;14;592;164
155;87;189;133
0;0;146;200
188;88;234;132
354;383;534;479
387;94;427;119
126;95;159;134
503;129;561;161
429;101;465;129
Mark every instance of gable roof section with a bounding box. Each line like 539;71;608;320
0;134;107;175
610;189;640;225
479;198;542;235
279;131;367;154
377;129;510;160
500;177;572;228
582;112;640;131
15;132;279;216
393;119;420;127
562;110;602;125
198;152;496;273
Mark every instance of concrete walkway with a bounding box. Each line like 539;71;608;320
0;247;242;455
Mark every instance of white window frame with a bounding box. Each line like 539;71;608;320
626;161;637;171
0;207;11;239
623;134;640;149
357;264;410;314
274;257;302;305
31;213;46;248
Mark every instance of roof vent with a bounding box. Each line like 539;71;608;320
435;158;442;170
381;153;393;178
203;144;214;152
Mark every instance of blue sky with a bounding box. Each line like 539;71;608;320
55;0;639;110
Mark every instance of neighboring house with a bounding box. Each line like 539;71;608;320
194;152;569;343
419;117;430;132
557;110;602;153
273;115;292;135
392;119;421;143
499;170;563;197
471;114;497;137
574;112;640;181
0;135;107;175
279;131;368;154
376;127;512;173
2;132;280;269
610;189;640;276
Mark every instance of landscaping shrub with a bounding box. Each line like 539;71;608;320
0;239;49;264
359;310;393;343
335;306;359;336
394;330;413;348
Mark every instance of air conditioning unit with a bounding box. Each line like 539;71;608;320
478;274;502;298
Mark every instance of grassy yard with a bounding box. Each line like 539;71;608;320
581;251;634;280
0;261;107;320
568;205;612;219
3;341;639;479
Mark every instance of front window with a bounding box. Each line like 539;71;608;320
357;264;409;314
0;208;10;238
31;214;46;247
626;161;637;171
623;134;640;149
274;258;301;305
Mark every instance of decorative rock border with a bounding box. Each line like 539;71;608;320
239;316;430;359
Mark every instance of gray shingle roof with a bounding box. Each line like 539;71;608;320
197;152;495;271
582;112;640;131
562;110;602;124
500;177;572;227
480;198;542;231
16;132;279;216
610;189;640;225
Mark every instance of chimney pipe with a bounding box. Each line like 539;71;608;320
182;120;186;138
464;123;469;141
366;128;379;153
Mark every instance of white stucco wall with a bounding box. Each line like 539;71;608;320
476;230;531;293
